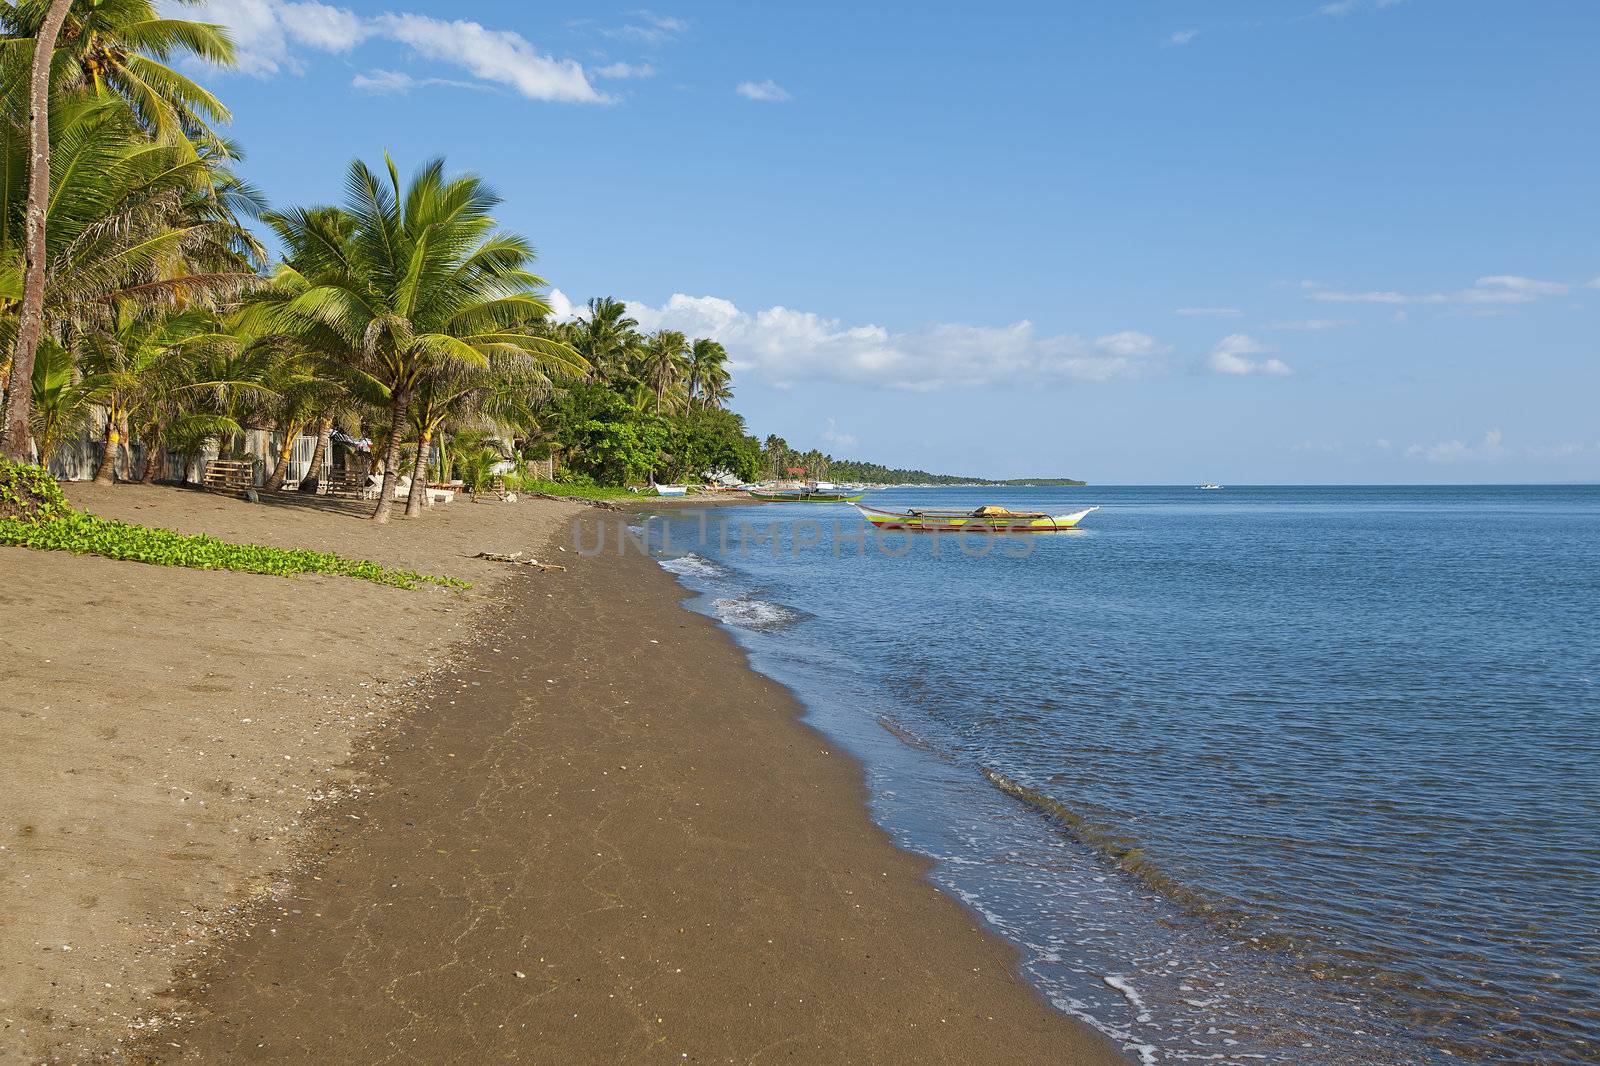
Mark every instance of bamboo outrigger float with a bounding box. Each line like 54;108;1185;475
853;503;1098;533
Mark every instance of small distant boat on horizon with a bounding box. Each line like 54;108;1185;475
1199;483;1223;490
854;503;1098;533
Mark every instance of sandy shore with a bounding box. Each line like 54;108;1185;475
2;485;1123;1064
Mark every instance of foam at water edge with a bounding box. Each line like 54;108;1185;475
711;596;804;632
657;552;734;580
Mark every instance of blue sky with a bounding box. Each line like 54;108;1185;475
177;0;1597;483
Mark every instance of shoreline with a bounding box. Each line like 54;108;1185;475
3;486;1125;1064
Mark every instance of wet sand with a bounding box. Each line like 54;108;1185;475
3;487;1124;1064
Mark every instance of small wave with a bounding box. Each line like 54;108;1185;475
980;768;1255;933
1104;974;1153;1024
657;552;734;580
711;595;805;632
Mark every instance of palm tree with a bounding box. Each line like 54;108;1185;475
0;0;236;142
1;0;241;463
27;335;94;468
639;329;688;414
1;0;73;462
77;303;211;483
265;155;580;522
686;337;727;407
762;434;788;480
570;296;638;381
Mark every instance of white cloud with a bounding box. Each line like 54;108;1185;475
1406;428;1505;463
600;12;686;45
546;288;580;323
173;0;608;102
1319;0;1404;13
1094;330;1172;358
280;0;368;50
736;79;791;102
169;0;298;75
351;68;415;92
1524;440;1589;460
1264;318;1354;331
595;61;656;79
1174;307;1244;317
1207;334;1291;376
820;419;858;450
376;14;608;103
1302;275;1574;307
1474;275;1571;298
1169;28;1199;45
622;294;1173;391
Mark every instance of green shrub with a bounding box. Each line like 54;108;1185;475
0;460;74;523
0;460;467;590
520;477;634;501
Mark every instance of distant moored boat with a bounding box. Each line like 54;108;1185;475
749;489;866;503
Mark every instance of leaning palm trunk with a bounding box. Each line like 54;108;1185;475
1;0;74;462
371;393;409;522
300;415;332;492
262;421;302;492
405;429;433;517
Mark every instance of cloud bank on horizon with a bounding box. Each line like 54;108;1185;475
546;290;1285;391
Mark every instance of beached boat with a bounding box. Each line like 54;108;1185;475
749;489;866;503
854;503;1097;533
653;484;688;497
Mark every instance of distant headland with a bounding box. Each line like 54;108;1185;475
825;459;1085;487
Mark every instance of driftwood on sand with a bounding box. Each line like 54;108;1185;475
474;551;567;572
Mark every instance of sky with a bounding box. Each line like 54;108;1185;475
167;0;1598;483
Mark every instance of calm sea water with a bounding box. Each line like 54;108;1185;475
633;486;1600;1064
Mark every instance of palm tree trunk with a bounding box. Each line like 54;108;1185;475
0;0;73;463
92;411;119;484
371;392;409;523
262;421;302;492
141;430;164;482
300;414;332;492
404;429;432;517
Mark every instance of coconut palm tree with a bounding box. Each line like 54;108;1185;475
1;0;73;462
0;0;241;462
570;296;638;381
76;303;211;482
638;329;688;415
0;0;236;143
685;337;724;407
27;335;94;467
265;154;580;522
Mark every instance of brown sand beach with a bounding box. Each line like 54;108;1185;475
1;485;1124;1064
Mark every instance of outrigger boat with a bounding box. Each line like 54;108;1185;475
854;503;1098;533
748;488;866;503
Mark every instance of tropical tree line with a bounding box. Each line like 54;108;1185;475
0;0;766;521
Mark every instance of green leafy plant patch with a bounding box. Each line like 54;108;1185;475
0;461;467;590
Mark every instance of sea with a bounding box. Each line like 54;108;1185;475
627;485;1599;1065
